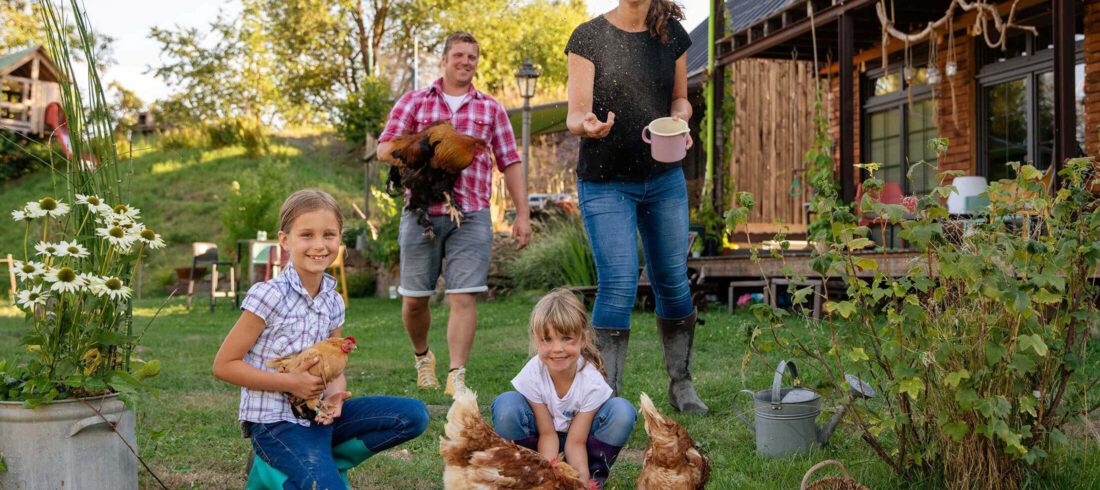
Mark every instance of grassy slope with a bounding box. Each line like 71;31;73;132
0;136;365;295
1;297;1096;489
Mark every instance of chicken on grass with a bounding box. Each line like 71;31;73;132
637;392;710;490
387;122;487;239
440;390;598;490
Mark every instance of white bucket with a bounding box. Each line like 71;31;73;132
0;394;137;490
947;176;989;214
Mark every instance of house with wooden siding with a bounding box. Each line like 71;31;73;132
0;46;62;137
708;0;1094;219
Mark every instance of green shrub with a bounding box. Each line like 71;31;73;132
335;77;391;145
157;126;209;150
507;216;596;290
751;157;1100;489
0;134;56;182
345;269;376;298
205;116;268;157
219;159;289;258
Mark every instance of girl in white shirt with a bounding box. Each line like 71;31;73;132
491;289;637;488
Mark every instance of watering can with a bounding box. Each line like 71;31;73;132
733;360;874;458
641;117;693;163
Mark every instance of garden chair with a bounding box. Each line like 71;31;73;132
329;245;349;306
186;242;236;311
855;181;906;249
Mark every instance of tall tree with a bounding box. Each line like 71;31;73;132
0;0;115;70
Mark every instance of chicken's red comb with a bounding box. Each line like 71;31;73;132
345;336;357;344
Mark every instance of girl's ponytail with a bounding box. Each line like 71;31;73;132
646;0;685;44
581;336;606;378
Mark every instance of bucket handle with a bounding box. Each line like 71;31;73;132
732;389;757;433
69;412;122;437
772;360;800;406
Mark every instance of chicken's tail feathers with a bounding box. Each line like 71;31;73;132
443;389;480;439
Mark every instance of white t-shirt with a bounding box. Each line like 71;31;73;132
441;92;467;114
511;356;613;432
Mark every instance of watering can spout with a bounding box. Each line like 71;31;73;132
817;405;847;446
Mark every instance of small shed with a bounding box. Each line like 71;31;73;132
0;46;63;136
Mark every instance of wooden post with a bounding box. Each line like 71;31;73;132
838;12;856;203
363;130;378;226
1052;0;1077;185
712;0;726;217
5;254;16;301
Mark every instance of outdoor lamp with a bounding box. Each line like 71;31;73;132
514;59;540;186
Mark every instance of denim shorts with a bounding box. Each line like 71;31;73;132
398;208;492;297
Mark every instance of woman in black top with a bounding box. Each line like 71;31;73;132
566;0;707;416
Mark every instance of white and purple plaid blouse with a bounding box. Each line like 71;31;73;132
238;263;345;427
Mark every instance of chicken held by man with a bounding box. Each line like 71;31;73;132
387;122;487;239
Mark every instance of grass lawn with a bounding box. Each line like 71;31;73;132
1;295;1097;489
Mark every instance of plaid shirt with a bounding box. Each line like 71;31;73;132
238;263;345;427
379;78;521;216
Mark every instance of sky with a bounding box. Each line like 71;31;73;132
82;0;711;104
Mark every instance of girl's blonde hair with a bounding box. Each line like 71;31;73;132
279;188;343;233
529;288;605;376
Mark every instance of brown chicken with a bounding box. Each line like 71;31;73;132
266;336;357;420
637;393;710;490
388;122;487;239
439;390;597;490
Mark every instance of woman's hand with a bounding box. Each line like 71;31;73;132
283;357;325;400
582;111;615;139
315;391;352;425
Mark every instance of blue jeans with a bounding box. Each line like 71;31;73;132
579;168;694;329
490;391;637;447
249;396;429;490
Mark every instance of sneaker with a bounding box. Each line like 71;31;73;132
445;367;468;397
414;350;440;389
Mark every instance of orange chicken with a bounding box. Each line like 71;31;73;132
439;390;597;490
266;336;357;419
387;122;487;238
637;392;710;490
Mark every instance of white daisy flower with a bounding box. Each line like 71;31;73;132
75;194;112;214
108;204;141;219
58;240;90;259
23;202;47;218
34;241;63;257
13;260;47;281
12;209;32;222
90;276;132;302
44;266;87;294
16;285;48;310
36;197;70;218
96;225;137;250
135;228;166;250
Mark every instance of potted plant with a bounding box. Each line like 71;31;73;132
0;2;162;488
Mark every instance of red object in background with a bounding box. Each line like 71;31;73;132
43;101;99;167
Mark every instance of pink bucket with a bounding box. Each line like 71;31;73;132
642;117;693;163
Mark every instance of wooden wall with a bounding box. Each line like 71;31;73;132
729;59;818;232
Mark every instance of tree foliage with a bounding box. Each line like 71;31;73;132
146;0;588;132
0;0;115;70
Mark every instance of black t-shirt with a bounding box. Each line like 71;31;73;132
565;15;691;182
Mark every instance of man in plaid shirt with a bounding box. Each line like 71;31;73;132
378;31;531;397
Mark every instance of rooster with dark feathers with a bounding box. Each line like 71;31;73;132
387;122;487;239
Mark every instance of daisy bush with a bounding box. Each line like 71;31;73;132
0;0;161;406
3;195;165;405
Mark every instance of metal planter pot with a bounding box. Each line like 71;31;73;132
0;394;137;490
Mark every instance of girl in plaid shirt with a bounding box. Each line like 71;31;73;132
213;189;428;488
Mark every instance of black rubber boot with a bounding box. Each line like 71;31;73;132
594;328;629;397
656;309;709;415
586;437;624;489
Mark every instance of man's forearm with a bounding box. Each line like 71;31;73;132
503;163;529;213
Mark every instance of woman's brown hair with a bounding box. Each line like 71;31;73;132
646;0;685;44
529;288;606;376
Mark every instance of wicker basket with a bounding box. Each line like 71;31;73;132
800;460;870;490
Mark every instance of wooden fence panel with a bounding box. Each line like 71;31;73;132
729;59;817;231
